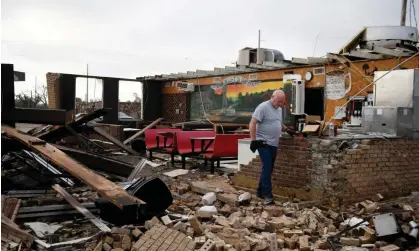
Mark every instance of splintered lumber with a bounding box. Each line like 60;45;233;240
52;184;111;232
123;117;164;145
2;125;144;209
2;215;36;248
92;126;139;155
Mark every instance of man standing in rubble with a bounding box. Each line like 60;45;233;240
249;90;288;205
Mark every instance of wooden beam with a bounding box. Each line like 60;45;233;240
52;184;111;232
123;117;164;145
91;126;139;155
2;125;144;209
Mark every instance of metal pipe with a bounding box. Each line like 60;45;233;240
401;0;408;26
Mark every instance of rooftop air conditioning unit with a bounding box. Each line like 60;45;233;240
291;80;305;115
176;81;195;92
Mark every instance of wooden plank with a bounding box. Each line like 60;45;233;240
2;125;144;209
123;117;164;145
1;218;36;248
92;126;139;155
52;184;111;232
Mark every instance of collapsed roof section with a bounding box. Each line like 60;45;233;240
137;26;419;82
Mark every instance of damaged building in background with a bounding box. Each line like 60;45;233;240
1;25;419;251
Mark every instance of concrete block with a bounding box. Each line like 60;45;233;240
199;239;216;251
161;215;173;228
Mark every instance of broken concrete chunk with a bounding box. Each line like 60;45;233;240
379;245;400;251
277;238;285;248
161;215;173;227
195;236;207;246
93;241;103;251
202;192;217;206
372;193;384;202
216;216;231;227
103;242;112;251
341;237;360;246
173;221;188;231
198;205;218;218
340;247;369;251
111;227;130;235
220;204;232;215
144;216;160;229
299;235;310;251
284;229;304;237
267;233;277;251
403;204;414;212
261;211;271;220
209;225;224;233
131;228;142;239
112;241;121;249
189;217;203;235
284;237;297;249
120;235;131;250
104;236;114;245
268;218;284;230
215;240;226;251
186;227;194;237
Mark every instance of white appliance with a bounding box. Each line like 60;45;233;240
175;82;195;92
292;80;305;115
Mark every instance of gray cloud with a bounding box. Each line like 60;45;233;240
1;0;415;100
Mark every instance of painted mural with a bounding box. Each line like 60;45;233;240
190;77;292;124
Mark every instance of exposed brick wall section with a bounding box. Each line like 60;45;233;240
341;139;419;203
46;73;61;108
233;137;419;205
162;93;189;123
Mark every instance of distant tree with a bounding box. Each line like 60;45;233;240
76;97;83;103
15;85;48;108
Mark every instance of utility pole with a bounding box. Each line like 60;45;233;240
401;0;408;26
257;30;262;65
86;64;89;103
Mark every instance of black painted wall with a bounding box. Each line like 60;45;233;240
142;80;163;121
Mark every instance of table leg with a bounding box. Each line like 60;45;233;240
203;139;214;152
191;139;195;153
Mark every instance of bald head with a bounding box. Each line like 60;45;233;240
270;90;285;109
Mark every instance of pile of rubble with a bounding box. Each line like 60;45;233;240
2;113;419;251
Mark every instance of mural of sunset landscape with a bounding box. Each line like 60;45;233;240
190;80;291;123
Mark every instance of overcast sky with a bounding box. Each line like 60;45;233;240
2;0;417;101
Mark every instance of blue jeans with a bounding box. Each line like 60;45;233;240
257;145;278;199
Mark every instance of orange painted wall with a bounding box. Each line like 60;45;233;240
162;56;419;123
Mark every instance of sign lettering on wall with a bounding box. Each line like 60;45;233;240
325;73;352;100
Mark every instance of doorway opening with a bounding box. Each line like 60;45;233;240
304;88;324;119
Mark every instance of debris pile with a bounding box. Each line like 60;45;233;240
2;116;419;250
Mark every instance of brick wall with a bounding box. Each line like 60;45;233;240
46;73;61;109
232;137;419;205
